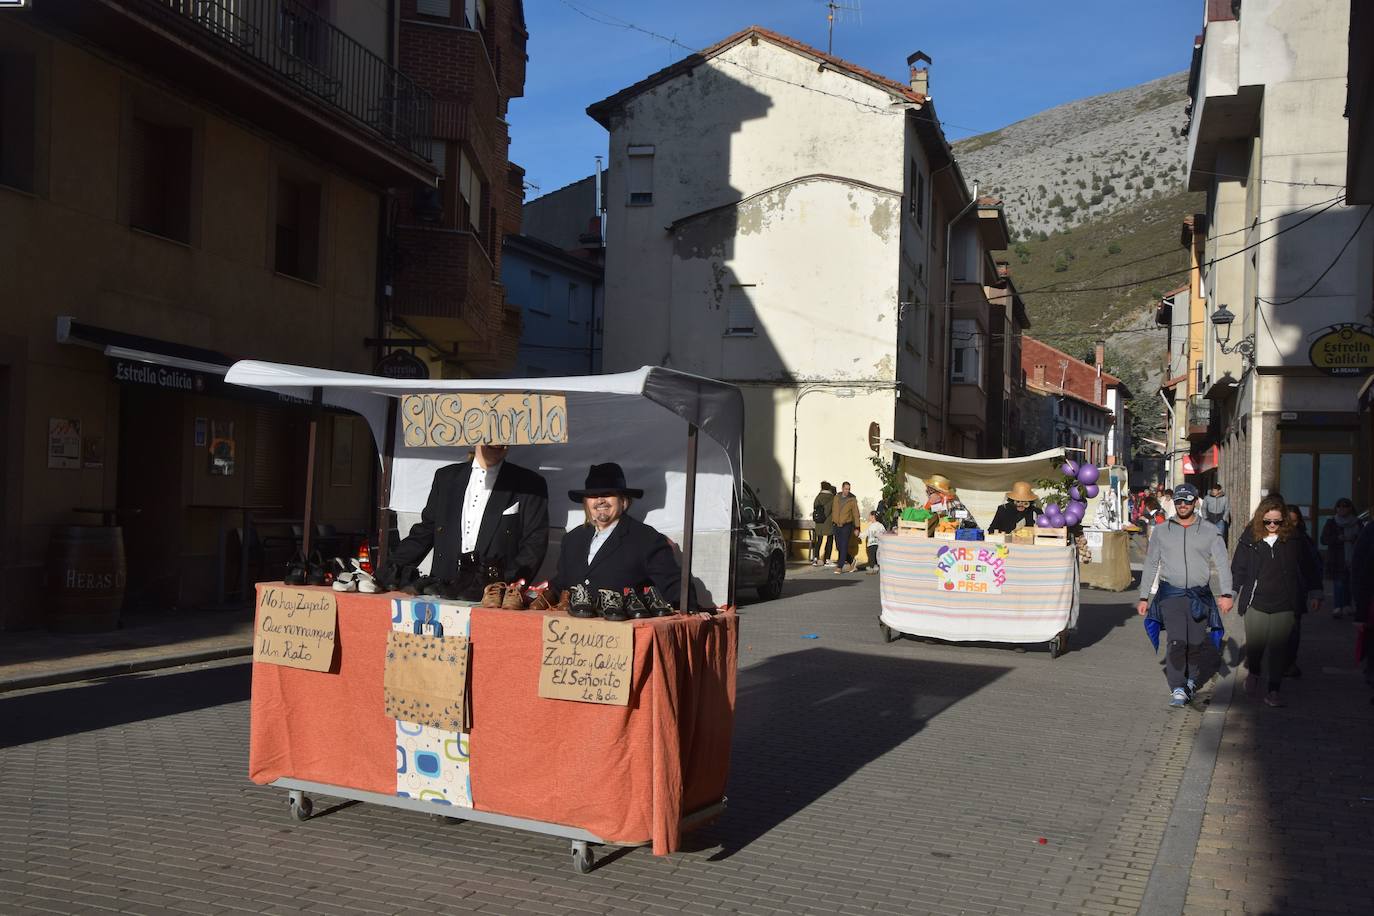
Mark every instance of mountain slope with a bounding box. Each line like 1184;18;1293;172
954;72;1193;240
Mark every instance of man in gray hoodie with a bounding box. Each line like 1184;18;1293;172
1136;483;1234;707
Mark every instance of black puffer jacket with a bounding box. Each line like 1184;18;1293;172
1230;528;1321;616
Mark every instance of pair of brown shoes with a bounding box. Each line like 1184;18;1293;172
529;588;570;613
480;579;528;610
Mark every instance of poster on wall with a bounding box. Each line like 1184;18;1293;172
82;435;104;470
208;420;235;476
934;544;1008;594
47;418;81;470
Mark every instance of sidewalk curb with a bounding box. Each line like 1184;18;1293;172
0;645;253;695
1138;664;1236;915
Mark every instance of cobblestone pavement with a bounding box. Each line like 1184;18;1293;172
2;569;1204;915
1183;607;1374;916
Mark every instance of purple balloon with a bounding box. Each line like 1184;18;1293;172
1044;505;1065;526
1076;463;1100;486
1068;486;1081;501
1062;460;1079;478
1064;503;1085;526
1083;484;1100;498
1035;514;1053;528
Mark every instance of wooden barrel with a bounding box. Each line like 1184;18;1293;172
46;526;126;632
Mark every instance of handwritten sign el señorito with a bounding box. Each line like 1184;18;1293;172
254;587;338;672
537;616;633;706
401;393;568;447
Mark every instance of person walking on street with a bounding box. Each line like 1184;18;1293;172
1203;483;1231;540
811;481;835;567
863;511;885;574
1282;505;1323;677
832;481;861;574
1137;482;1233;708
1348;519;1374;702
1321;498;1362;618
1159;488;1176;520
1231;496;1322;707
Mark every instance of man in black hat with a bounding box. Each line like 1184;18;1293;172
552;462;683;619
388;443;550;590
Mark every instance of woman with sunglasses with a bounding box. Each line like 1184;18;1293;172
1230;495;1323;706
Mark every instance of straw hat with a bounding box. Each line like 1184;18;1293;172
924;474;956;496
1006;481;1037;502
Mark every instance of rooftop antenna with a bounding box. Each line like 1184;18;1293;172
825;0;863;55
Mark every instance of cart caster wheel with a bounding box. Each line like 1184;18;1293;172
571;841;594;875
288;795;313;822
879;622;899;643
1047;632;1069;659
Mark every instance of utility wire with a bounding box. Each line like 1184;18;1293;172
1256;205;1374;306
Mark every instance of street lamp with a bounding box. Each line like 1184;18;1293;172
1209;303;1255;368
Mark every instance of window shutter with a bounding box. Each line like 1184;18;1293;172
726;285;756;335
416;0;451;18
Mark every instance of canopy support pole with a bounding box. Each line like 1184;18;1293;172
375;398;399;574
679;423;698;613
301;386;323;559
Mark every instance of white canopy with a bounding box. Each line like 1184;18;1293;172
224;361;744;605
880;441;1069;530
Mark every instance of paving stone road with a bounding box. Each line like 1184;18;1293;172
1;568;1204;915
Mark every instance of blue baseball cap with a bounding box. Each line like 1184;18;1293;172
1174;483;1200;503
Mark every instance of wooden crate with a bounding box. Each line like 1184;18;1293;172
896;517;936;538
981;532;1009;545
1033;527;1069;546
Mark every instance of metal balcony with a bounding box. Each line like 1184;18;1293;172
1187;395;1212;436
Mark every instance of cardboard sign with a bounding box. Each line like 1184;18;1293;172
254;587;338;672
935;544;1009;595
400;393;568;447
537;616;633;706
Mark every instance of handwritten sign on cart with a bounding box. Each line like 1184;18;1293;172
254;587;338;672
537;616;633;706
935;545;1009;595
400;393;568;447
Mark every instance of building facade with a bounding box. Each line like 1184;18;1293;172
0;1;474;627
1019;337;1125;469
501;234;603;376
588;26;1001;519
1184;0;1374;535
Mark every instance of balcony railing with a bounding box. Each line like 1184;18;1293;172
143;0;432;161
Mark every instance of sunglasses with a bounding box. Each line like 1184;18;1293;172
1262;517;1282;526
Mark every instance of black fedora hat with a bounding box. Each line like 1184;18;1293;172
568;462;644;502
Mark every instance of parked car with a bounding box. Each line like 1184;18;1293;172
736;480;786;601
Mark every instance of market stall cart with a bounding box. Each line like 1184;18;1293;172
227;362;745;872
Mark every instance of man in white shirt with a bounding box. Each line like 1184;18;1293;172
389;443;550;591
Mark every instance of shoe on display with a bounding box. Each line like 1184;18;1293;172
642;585;675;617
568;584;598;619
350;559;380;594
1169;688;1189;708
623;587;652;620
284;552;307;586
305;551;328;586
502;579;528;611
599;588;629;622
332;572;358;593
480;582;506;608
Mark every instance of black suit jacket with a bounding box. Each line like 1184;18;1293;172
391;461;549;583
552;514;682;602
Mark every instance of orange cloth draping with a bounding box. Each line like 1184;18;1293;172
248;586;738;855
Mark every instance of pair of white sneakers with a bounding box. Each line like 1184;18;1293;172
332;558;380;593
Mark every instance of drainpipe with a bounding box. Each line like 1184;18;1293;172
1159;389;1176;484
941;180;978;453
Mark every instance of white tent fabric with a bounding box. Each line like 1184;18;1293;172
224;361;744;605
880;441;1068;531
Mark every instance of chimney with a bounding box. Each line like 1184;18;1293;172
1033;364;1046;386
1094;340;1105;370
906;51;932;96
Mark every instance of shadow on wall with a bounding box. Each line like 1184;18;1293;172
692;646;1009;859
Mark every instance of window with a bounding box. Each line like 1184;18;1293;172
725;284;756;336
529;270;550;315
275;175;321;282
951;319;983;385
457;149;484;233
567;282;579;323
416;0;451;17
463;0;487;32
0;47;36;193
910;160;925;228
627;145;654;205
127;116;193;242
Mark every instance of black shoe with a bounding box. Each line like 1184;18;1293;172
305;551;327;586
568;584;598;618
284;552;307;586
403;574;440;596
642;584;675;617
599;588;629;622
623;587;652;620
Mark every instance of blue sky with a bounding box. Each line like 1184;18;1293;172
509;0;1202;198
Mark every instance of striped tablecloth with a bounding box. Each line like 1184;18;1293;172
878;534;1079;643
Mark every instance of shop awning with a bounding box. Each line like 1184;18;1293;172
880;441;1070;532
56;316;233;375
225;361;744;606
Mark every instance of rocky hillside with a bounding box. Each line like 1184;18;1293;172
954;72;1191;240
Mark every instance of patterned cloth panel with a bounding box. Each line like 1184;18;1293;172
391;598;473;808
879;534;1079;643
